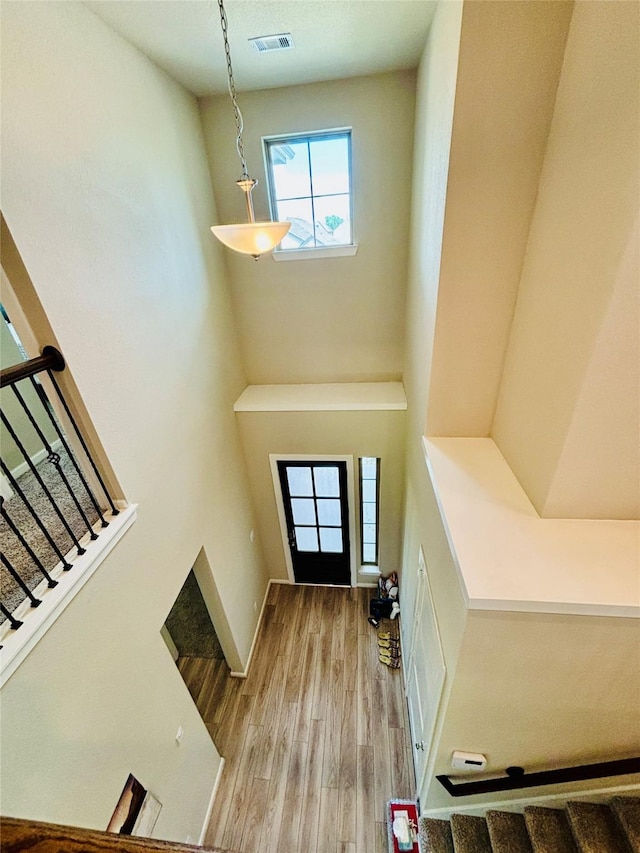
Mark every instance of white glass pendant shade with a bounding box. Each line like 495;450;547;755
211;220;290;257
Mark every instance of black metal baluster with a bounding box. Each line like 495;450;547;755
0;553;42;608
1;497;58;588
0;603;23;630
11;384;98;541
28;376;109;529
0;460;73;570
1;411;86;555
46;370;119;516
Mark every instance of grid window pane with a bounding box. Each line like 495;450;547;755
313;194;351;246
287;466;313;496
295;527;319;552
319;527;343;553
362;479;377;503
363;523;377;544
291;498;316;525
317;498;341;526
362;502;376;524
313;466;340;497
309;136;350;195
275;197;315;249
271;141;311;199
361;457;377;479
363;543;376;563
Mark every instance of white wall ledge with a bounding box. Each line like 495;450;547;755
272;244;358;262
234;382;407;412
423;437;639;618
0;504;138;687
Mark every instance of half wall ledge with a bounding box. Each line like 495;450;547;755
0;504;138;687
422;437;639;619
233;382;407;412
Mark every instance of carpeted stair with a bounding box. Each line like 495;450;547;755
420;796;640;853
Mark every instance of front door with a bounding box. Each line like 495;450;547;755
277;460;351;585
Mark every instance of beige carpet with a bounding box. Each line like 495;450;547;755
1;447;100;621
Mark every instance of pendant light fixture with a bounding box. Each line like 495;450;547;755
211;0;291;259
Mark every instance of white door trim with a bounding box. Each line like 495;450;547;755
269;454;358;587
406;546;447;798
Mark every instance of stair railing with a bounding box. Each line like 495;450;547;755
436;756;640;797
0;346;119;633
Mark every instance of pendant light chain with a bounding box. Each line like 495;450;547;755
217;0;250;181
210;0;291;257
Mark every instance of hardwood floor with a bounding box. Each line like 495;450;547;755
181;584;415;853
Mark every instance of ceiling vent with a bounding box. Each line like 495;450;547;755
249;33;294;53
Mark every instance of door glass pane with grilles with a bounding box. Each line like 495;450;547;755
278;461;350;585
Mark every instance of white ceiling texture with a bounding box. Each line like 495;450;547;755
85;0;438;96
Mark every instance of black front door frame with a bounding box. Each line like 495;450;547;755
270;453;357;587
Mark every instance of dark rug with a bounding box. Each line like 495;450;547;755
164;570;224;659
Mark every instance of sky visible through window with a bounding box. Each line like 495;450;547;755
266;132;352;250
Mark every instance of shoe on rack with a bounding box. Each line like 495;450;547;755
379;651;401;668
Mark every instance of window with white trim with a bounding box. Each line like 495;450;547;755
263;129;354;254
359;457;380;566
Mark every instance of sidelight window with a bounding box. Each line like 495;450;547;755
359;457;379;566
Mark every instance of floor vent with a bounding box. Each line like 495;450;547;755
249;33;294;53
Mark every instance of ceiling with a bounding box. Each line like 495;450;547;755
84;0;438;97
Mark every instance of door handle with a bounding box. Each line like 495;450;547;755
415;741;424;751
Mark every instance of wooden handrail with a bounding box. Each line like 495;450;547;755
436;755;640;797
0;346;65;388
0;816;225;853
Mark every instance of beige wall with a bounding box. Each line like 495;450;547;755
492;0;640;519
427;0;573;437
403;0;463;443
0;1;268;842
400;0;469;808
200;71;416;385
236;409;405;582
425;608;640;809
401;0;640;813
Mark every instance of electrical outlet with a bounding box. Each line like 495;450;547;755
253;600;258;613
250;529;255;543
175;725;184;745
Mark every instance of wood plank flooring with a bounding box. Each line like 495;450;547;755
180;584;415;853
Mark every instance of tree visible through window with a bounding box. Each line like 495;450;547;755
264;130;353;251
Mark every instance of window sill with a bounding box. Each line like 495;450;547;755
360;565;381;577
0;504;137;687
272;244;359;262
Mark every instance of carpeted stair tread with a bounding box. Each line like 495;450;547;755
567;801;633;853
611;796;640;851
525;806;578;852
487;810;534;853
419;817;455;853
450;814;492;853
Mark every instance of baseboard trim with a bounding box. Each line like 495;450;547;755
229;579;290;678
422;780;640;820
198;757;225;845
10;438;63;481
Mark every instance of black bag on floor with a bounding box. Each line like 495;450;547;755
369;597;393;621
